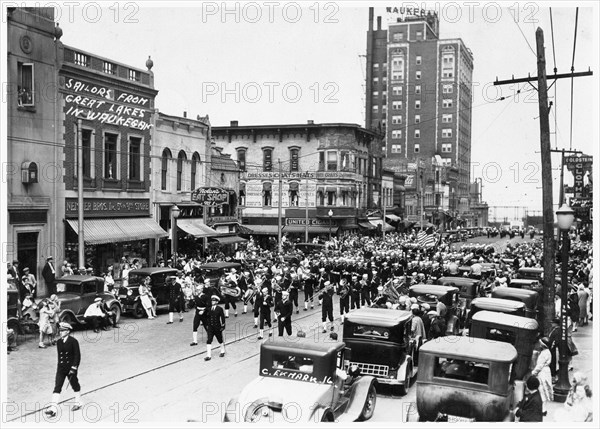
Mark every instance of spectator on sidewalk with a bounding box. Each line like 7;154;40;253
531;337;553;416
38;300;54;348
577;284;590;326
84;297;108;332
515;376;543;422
554;373;593;422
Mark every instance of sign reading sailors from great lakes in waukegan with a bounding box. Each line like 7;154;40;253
191;187;230;206
65;198;150;218
63;78;152;131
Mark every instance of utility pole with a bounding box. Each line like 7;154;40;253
305;174;309;243
493;28;593;335
419;159;424;230
382;185;386;239
76;119;85;268
277;159;283;254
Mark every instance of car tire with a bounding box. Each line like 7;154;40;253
133;302;145;319
397;365;411;396
358;384;377;421
59;313;76;327
7;319;22;335
320;409;335;422
110;304;122;324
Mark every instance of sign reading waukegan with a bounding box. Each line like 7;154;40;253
191;187;229;206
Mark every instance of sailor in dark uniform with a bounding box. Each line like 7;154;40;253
204;295;226;361
190;284;210;346
166;275;185;324
45;322;81;417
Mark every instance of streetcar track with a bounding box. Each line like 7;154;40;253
11;308;335;421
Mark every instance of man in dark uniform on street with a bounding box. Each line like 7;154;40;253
204;295;226;361
190;284;210;346
275;290;293;336
45;322;81;417
319;281;335;333
167;275;185;324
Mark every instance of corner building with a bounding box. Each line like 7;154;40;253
366;8;474;216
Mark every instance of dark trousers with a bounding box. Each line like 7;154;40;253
278;317;292;336
360;290;371;306
53;367;80;393
290;291;298;308
322;304;333;322
85;316;105;330
192;312;205;332
339;297;350;315
224;296;237;310
304;289;314;304
259;310;272;329
206;327;223;344
351;293;360;309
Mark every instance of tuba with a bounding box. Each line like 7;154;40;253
221;283;241;298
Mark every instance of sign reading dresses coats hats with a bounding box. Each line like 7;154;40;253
191;187;230;206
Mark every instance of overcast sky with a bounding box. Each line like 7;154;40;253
54;1;599;215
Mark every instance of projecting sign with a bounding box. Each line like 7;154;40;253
191;187;229;206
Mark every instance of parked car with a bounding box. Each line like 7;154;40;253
465;297;527;334
118;267;177;318
410;336;522;422
196;262;243;302
223;339;377;423
436;277;480;316
491;287;539;319
55;275;122;327
409;284;462;335
343;307;417;395
517;267;544;281
508;278;543;293
469;310;539;380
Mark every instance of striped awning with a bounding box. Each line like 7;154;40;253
209;235;248;245
369;219;395;232
177;219;219;237
358;222;376;230
385;214;402;222
66;217;168;245
282;225;339;234
246;225;280;235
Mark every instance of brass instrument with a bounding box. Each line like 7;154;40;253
221;284;241;298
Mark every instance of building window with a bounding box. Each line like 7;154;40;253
81;129;92;178
263;148;273;171
415;85;421;94
341;151;351;170
373;91;379;98
442;114;453;123
414;143;420;153
392;86;402;95
104;133;118;179
416;71;421;80
416;56;422;65
415;100;421;109
317;191;325;206
442;158;452;167
290;148;299;172
416;31;423;39
392;101;402;110
392;130;402;139
327;191;336;206
442;128;453;138
381;119;387;128
239;183;246;206
373;63;379;70
391;144;402;153
161;148;171;191
382;104;387;112
128;69;140;81
74;52;90;67
443;99;453;108
414;129;421;138
263;182;272;206
442;143;452;153
373;77;379;85
177;150;187;191
415;115;421;124
237;149;246;171
443;84;453;93
327;151;338;171
391;56;404;81
17;63;34;107
392;115;402;124
289;182;299;206
103;61;115;74
393;32;403;42
191;152;201;189
128;136;141;181
319;152;325;170
372;105;379;113
443;71;454;78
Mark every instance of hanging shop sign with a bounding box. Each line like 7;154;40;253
191;187;229;206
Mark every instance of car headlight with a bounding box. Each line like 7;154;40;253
250;406;273;422
127;289;133;296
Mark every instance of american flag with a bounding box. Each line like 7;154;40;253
417;226;436;247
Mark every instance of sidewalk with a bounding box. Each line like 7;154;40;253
545;320;594;421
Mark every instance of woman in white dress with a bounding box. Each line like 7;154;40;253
532;337;554;415
139;276;156;319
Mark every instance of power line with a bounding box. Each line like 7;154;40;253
569;7;579;150
513;18;537;57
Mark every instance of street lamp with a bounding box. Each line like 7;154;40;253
554;203;575;402
328;209;333;241
171;204;181;260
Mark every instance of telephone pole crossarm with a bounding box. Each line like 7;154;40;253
494;69;593;86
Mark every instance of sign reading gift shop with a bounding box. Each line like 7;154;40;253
63;78;153;131
191;187;229;206
65;198;150;218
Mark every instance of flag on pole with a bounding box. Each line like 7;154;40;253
417;226;436;247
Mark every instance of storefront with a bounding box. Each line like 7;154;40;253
64;198;167;276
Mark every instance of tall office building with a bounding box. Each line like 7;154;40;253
365;7;474;214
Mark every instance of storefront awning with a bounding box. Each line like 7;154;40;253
209;235;248;245
246;225;280;235
358;222;376;230
177;219;219;237
369;219;395;232
66;217;168;245
282;225;340;234
385;214;402;222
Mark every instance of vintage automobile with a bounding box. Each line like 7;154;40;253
118;267;177;318
409;284;462;335
491;287;539;319
517;267;544;280
197;262;242;289
55;275;122;327
508;278;543;293
223;339;377;423
464;298;527;334
410;336;522;422
343;308;417;395
470;310;539;380
436;277;480;316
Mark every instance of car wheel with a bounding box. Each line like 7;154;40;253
110;304;122;324
358;384;376;421
7;319;22;335
133;302;145;319
320;409;335;422
397;365;411;396
59;313;76;326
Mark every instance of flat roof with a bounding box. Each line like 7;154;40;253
471;297;526;310
129;267;178;275
345;308;412;326
472;311;539;330
409;284;459;296
420;336;518;363
57;275;102;283
262;339;344;356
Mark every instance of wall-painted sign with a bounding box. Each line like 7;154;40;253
65;198;150;218
191;187;229;206
244;180;316;208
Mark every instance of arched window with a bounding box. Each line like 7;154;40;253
191;152;201;190
161;148;172;191
177;150;187;191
